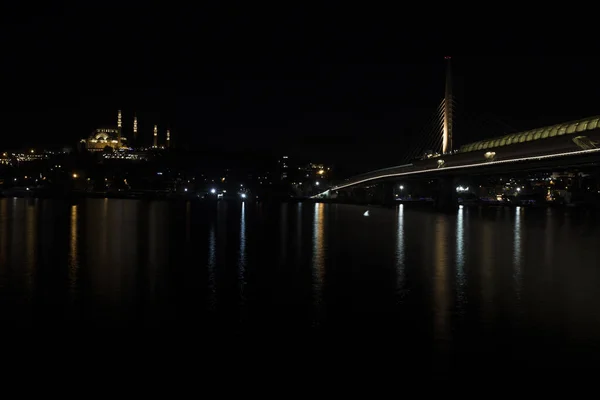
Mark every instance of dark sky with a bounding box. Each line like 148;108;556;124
1;4;598;171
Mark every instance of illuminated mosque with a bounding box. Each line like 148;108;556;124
81;110;171;152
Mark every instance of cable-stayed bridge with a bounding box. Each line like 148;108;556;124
313;58;600;210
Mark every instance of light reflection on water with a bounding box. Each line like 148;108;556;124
0;198;599;366
455;206;467;314
69;205;78;293
395;204;405;298
0;200;7;288
433;214;450;345
514;207;523;302
238;201;247;307
312;203;325;313
207;222;217;311
480;216;494;323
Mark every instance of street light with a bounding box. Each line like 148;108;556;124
315;181;320;186
210;188;216;194
399;185;404;190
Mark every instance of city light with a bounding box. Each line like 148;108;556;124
318;170;325;175
210;188;216;194
399;185;404;190
315;181;320;186
30;149;34;154
72;173;79;179
241;193;247;199
184;188;188;192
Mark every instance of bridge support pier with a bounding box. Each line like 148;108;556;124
374;182;396;206
434;176;458;212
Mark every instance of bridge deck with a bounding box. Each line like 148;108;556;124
320;120;600;194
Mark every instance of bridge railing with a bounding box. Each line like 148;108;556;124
329;163;416;190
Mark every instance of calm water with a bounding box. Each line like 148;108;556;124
1;198;600;367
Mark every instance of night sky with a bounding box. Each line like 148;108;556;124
1;5;598;172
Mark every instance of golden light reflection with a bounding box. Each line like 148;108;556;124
69;205;78;291
296;203;303;258
102;198;108;256
147;202;158;294
312;203;325;308
0;200;7;281
433;215;450;344
25;201;37;295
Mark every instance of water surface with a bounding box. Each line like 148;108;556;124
1;198;600;368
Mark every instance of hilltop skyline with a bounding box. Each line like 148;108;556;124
1;5;598;171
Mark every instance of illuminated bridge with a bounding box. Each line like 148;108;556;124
314;115;600;208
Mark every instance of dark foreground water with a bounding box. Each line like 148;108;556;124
1;198;600;368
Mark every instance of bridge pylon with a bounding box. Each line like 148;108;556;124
443;56;453;155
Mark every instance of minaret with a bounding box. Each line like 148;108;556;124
153;125;158;148
133;114;138;145
117;110;122;148
166;129;171;149
442;56;453;154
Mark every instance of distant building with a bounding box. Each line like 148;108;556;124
81;128;127;152
298;162;332;180
81;111;170;152
278;155;290;181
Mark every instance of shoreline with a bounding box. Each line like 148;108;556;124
1;191;599;210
